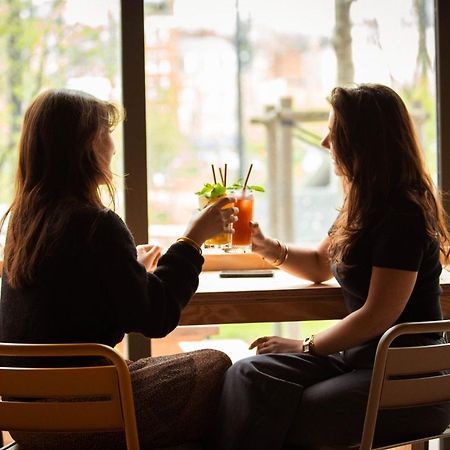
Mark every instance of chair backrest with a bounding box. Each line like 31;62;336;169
360;320;450;450
0;342;140;450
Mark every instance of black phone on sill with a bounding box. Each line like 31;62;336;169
219;269;274;278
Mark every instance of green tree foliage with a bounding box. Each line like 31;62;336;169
401;0;436;180
0;0;119;203
146;87;183;177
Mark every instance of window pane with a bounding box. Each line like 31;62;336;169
144;0;437;359
144;0;237;248
240;0;436;244
0;0;123;253
145;0;436;248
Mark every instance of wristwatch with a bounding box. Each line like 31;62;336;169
302;335;315;354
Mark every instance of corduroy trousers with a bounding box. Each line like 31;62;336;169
11;349;232;450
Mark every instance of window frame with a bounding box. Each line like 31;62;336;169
121;0;150;360
436;0;450;214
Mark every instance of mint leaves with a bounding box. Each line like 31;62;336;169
228;179;265;193
195;180;265;198
195;183;227;199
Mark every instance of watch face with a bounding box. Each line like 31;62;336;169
302;338;310;353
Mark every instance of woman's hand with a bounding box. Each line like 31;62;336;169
183;196;238;247
250;222;281;264
249;336;303;354
137;244;162;272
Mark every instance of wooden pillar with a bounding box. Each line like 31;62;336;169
436;0;450;217
121;0;151;360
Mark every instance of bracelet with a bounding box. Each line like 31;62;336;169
274;243;288;266
176;237;202;254
280;243;289;265
270;239;281;263
272;240;288;266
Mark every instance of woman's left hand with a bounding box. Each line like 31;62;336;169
249;336;303;354
137;244;162;272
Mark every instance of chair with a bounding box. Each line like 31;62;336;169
358;319;450;450
0;342;140;450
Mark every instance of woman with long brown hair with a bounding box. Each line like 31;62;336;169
0;89;237;449
208;84;450;449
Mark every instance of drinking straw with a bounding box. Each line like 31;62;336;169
224;164;228;187
219;167;225;185
211;164;217;184
243;163;253;190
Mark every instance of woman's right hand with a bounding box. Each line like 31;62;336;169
249;335;303;354
250;221;281;264
182;196;238;247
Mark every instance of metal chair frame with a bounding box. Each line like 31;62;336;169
359;320;450;450
0;343;140;450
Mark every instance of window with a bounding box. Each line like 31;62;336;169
144;0;437;248
143;0;438;358
0;0;445;361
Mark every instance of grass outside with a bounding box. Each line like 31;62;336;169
210;320;339;345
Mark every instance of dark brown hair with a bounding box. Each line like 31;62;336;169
327;84;450;265
1;89;122;288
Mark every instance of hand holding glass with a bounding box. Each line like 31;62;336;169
198;194;234;249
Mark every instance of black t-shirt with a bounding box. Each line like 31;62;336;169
330;199;443;367
0;207;203;365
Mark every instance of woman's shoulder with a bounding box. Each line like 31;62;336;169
69;205;122;224
374;194;423;219
372;195;426;237
99;208;130;233
66;205;130;240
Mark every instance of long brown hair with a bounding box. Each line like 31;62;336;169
327;84;450;265
1;89;122;288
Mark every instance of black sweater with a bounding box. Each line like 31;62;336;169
0;207;204;350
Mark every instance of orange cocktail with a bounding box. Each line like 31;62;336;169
232;189;254;250
198;194;233;249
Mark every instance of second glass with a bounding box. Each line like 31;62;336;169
232;189;254;252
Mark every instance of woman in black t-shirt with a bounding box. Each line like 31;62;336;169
208;84;450;450
0;89;238;449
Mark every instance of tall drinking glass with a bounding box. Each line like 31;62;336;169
232;189;254;252
198;194;233;250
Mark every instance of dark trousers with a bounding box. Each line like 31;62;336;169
207;352;450;450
